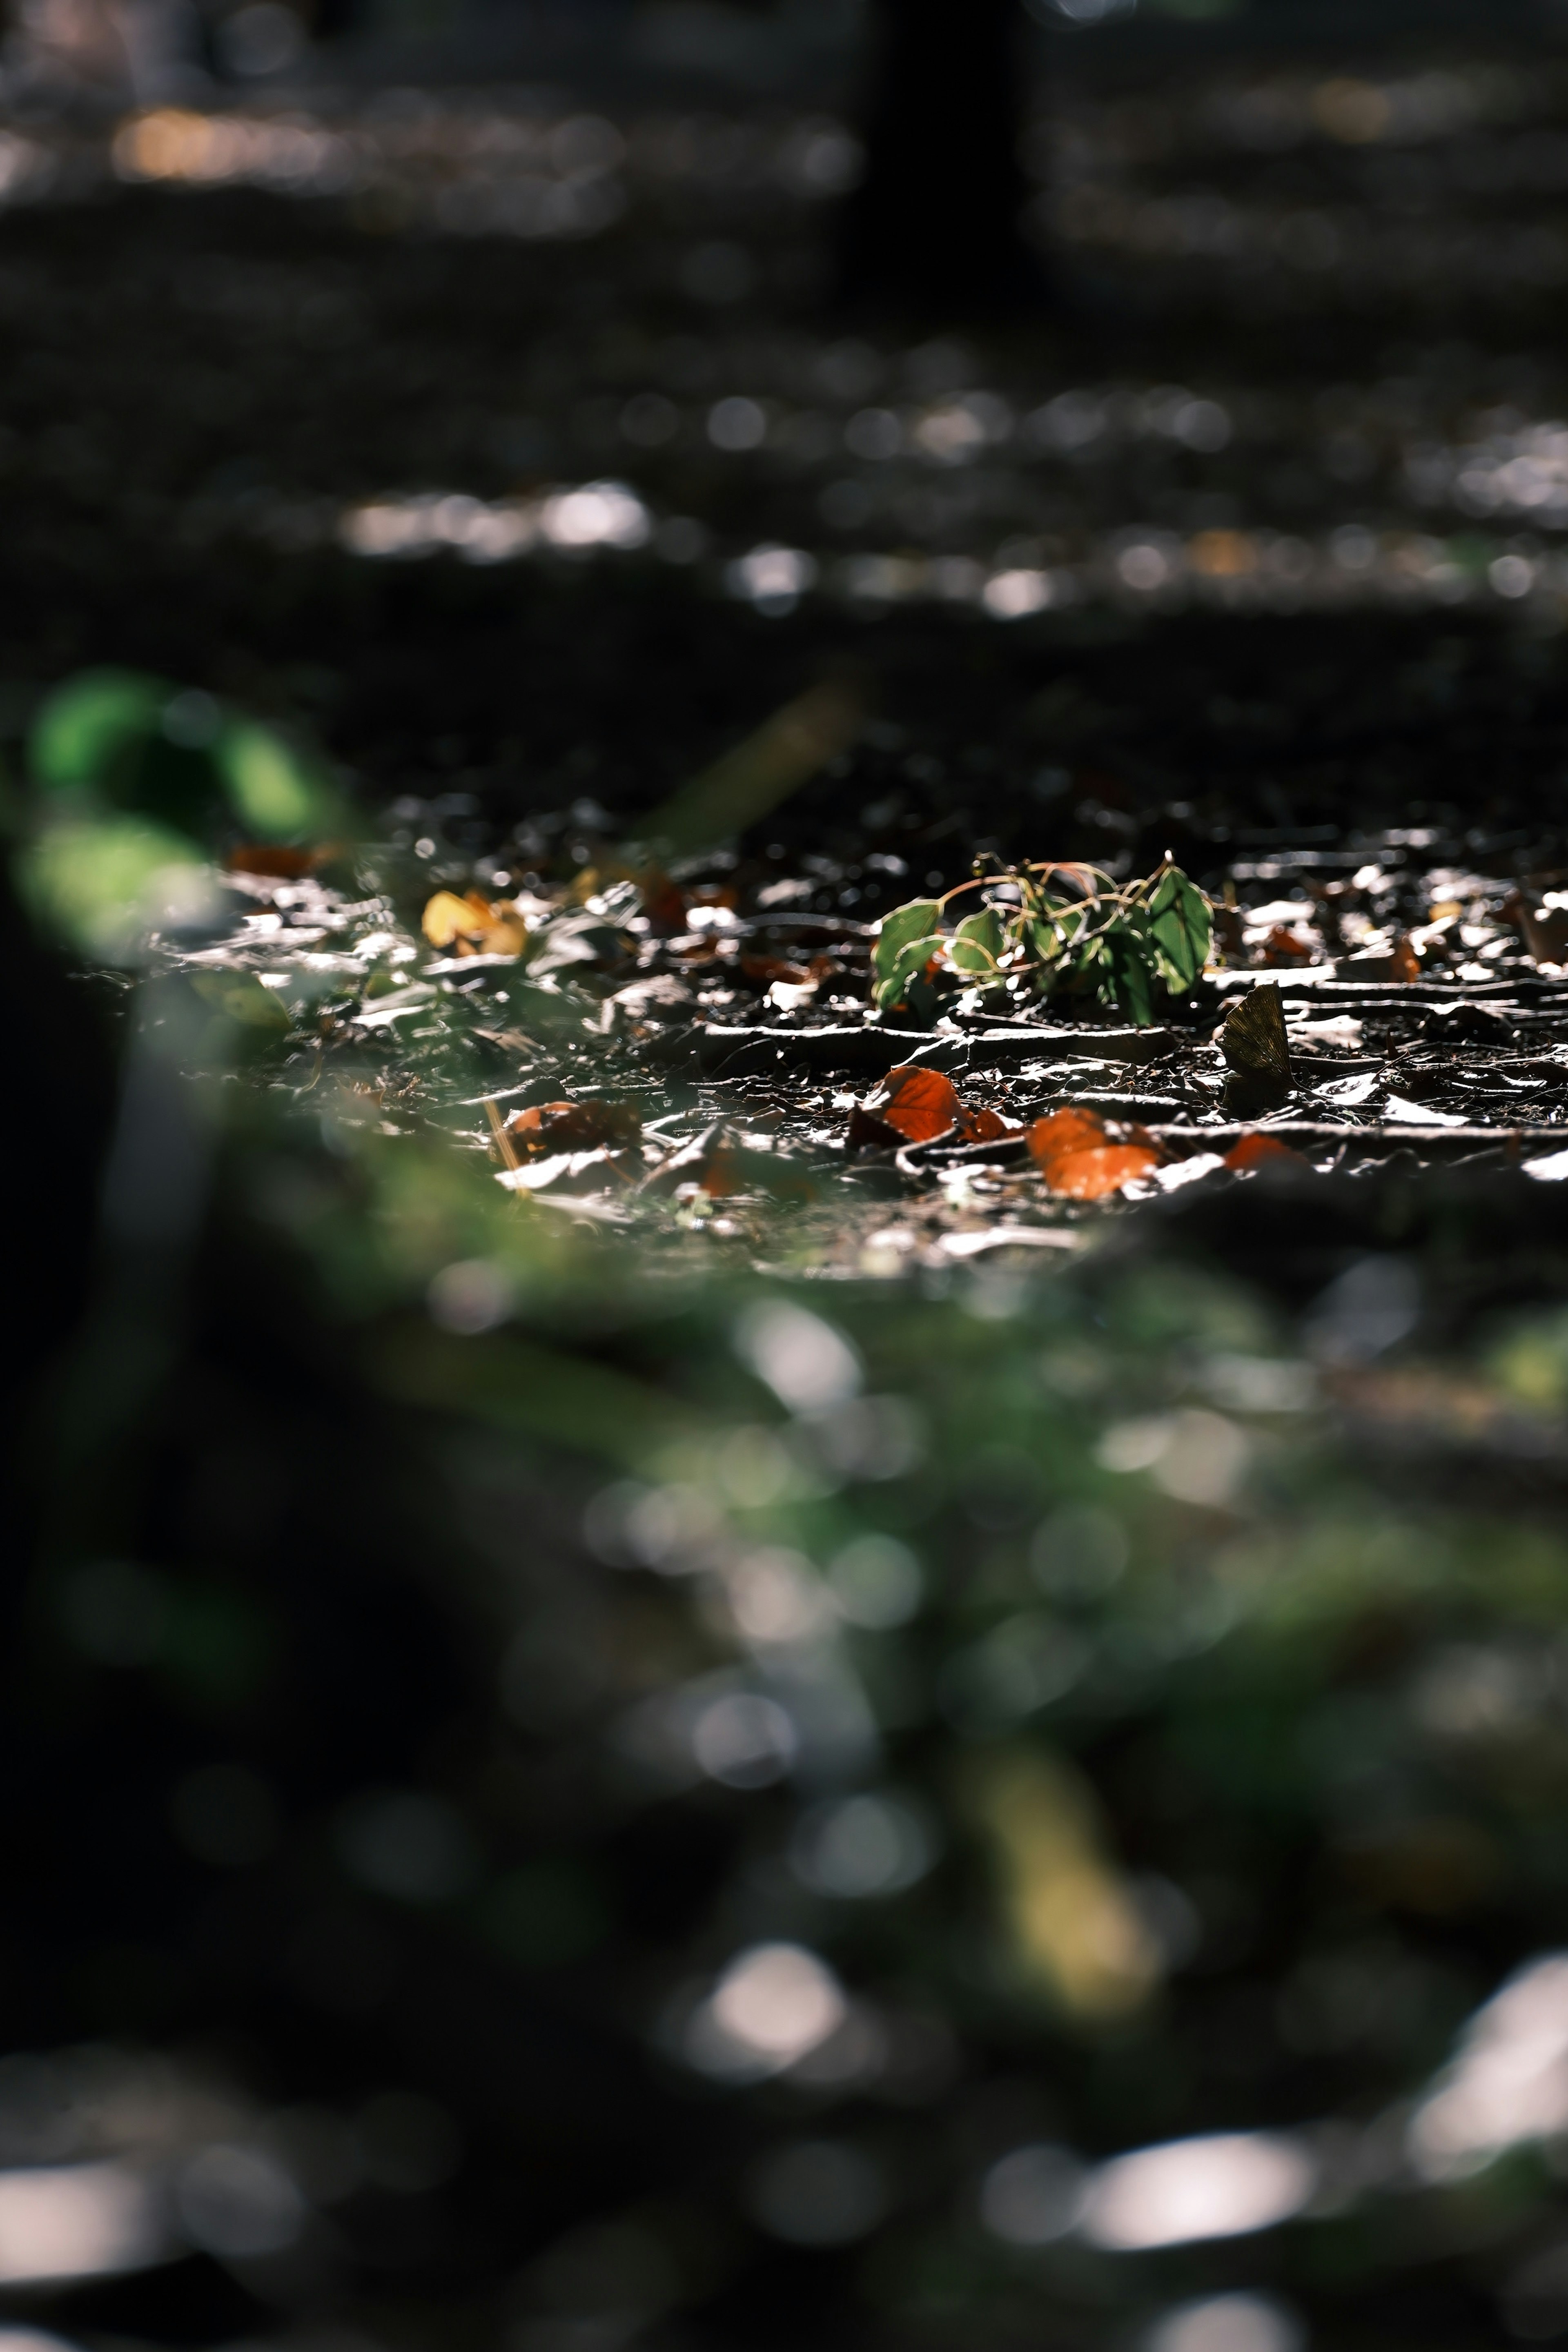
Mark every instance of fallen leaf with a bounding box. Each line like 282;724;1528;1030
1257;924;1317;964
1389;931;1422;983
644;1121;743;1196
848;1104;906;1152
1027;1106;1109;1166
422;889;528;958
227;843;316;879
506;1099;642;1152
966;1105;1026;1144
1223;1134;1307;1172
864;1065;965;1144
1219;982;1292;1113
740;952;813;988
1028;1106;1160;1199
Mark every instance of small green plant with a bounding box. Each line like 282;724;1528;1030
872;856;1212;1026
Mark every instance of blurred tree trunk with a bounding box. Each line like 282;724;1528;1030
837;0;1046;320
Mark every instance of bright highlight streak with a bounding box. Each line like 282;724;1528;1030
1410;1953;1568;2177
0;2162;166;2285
1080;2132;1317;2250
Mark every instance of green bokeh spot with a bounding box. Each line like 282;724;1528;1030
30;668;169;796
218;722;330;842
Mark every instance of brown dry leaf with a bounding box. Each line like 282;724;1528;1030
506;1099;642;1154
1223;1134;1307;1173
421;889;528;958
1028;1106;1161;1199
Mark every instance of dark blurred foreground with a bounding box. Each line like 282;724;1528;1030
10;842;1568;2352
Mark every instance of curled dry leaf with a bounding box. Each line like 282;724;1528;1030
1028;1105;1162;1200
422;889;528;958
505;1099;642;1154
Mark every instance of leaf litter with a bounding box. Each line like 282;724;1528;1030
27;662;1568;1266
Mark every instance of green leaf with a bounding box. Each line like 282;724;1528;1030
872;933;942;1013
1074;925;1156;1024
947;906;1007;975
1145;863;1212;994
873;900;942;986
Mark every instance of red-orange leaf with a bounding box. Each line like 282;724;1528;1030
865;1065;964;1144
1046;1144;1161;1199
1029;1105;1160;1198
1028;1106;1109;1171
964;1104;1026;1144
506;1100;641;1153
1223;1134;1306;1172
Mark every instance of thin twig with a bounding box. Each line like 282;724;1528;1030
483;1097;521;1171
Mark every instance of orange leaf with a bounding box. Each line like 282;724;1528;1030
1047;1145;1160;1200
506;1100;641;1153
865;1065;965;1144
1029;1105;1161;1198
1027;1106;1109;1171
1390;931;1421;983
964;1104;1025;1144
1223;1134;1306;1172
